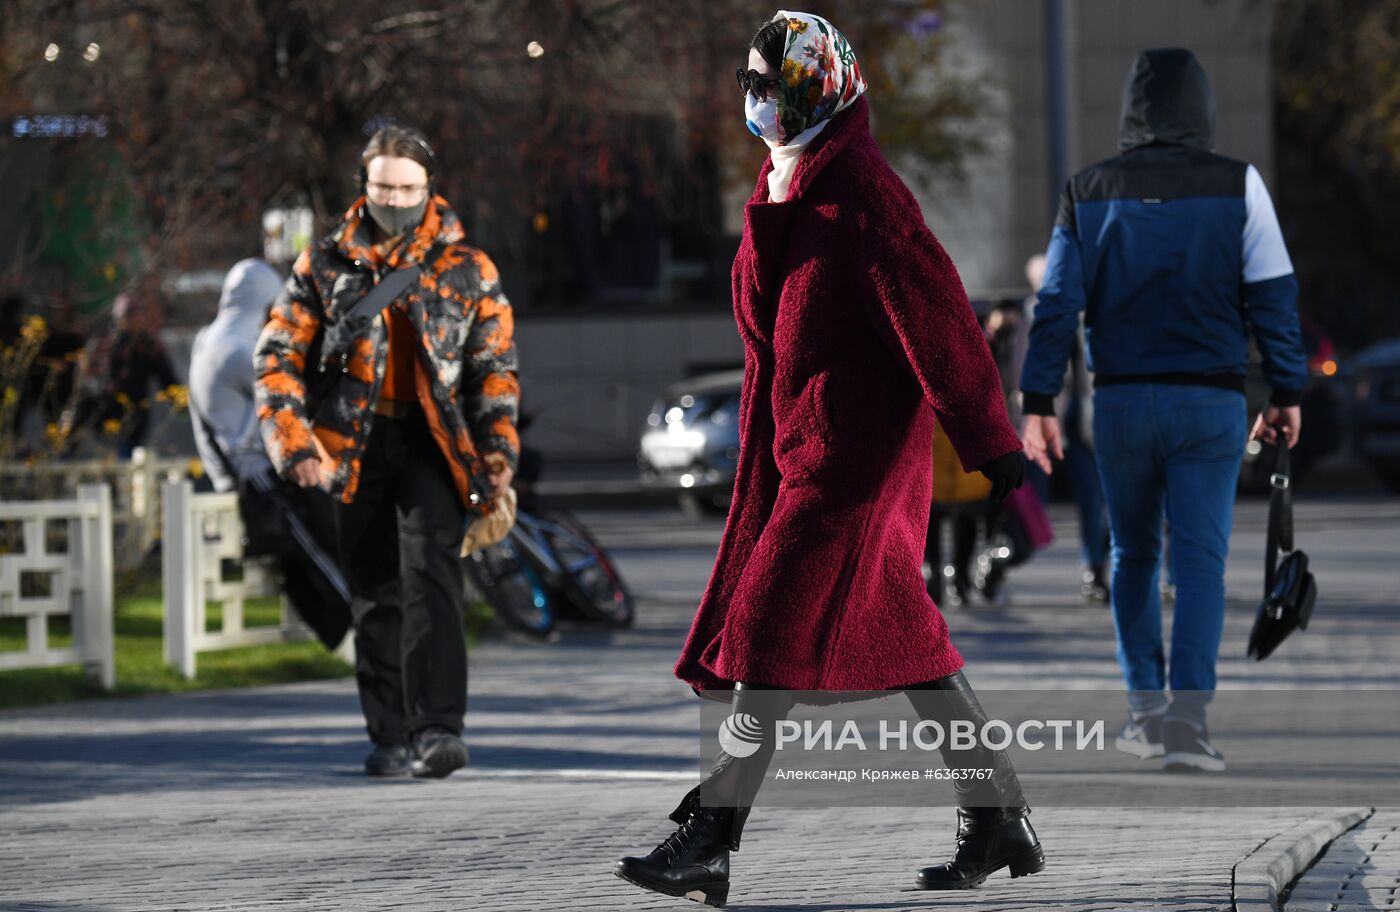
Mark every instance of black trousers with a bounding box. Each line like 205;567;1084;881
336;412;468;746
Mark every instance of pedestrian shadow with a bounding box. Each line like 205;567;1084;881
0;904;117;911
1278;824;1385;910
0;724;702;806
467;743;690;771
729;897;1232;911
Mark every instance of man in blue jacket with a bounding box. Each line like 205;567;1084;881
1020;48;1306;772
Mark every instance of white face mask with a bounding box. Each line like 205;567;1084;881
744;92;780;144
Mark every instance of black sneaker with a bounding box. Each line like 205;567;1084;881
1114;714;1165;759
364;744;411;778
1163;720;1226;772
411;726;469;779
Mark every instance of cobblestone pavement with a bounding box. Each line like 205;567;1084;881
1;498;1397;911
1285;810;1400;911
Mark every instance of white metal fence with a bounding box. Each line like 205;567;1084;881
0;450;187;571
0;484;116;688
161;480;318;679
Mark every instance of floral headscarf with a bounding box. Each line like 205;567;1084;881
770;10;867;145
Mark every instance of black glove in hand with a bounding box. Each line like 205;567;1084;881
977;450;1026;503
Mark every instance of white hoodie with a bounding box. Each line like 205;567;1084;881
188;259;283;491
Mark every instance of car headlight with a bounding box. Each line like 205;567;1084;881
640;426;708;467
665;426;707;451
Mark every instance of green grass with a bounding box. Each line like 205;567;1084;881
0;584;354;710
0;582;500;711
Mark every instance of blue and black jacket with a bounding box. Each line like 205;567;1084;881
1020;48;1308;416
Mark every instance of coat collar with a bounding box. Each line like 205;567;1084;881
736;97;872;347
333;194;466;268
750;95;870;206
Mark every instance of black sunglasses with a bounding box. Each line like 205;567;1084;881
736;67;780;101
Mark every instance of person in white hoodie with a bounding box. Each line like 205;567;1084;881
188;259;283;490
188;258;352;655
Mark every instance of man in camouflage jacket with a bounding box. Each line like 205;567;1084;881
254;198;518;503
254;128;518;779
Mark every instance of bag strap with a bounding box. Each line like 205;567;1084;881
337;262;423;328
188;397;239;485
1264;432;1294;594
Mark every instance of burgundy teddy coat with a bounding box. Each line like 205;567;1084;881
673;97;1021;694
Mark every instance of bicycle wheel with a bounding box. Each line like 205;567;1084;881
462;533;556;639
540;511;635;628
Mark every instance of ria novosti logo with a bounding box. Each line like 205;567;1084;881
716;714;1106;754
717;712;765;758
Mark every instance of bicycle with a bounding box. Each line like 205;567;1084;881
462;506;635;639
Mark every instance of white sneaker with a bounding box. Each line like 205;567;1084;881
1114;714;1165;759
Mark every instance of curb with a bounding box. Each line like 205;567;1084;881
1233;807;1374;912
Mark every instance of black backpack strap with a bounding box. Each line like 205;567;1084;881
1264;435;1294;595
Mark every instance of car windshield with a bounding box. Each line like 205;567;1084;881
662;390;739;425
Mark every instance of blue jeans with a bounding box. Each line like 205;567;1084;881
1092;384;1246;728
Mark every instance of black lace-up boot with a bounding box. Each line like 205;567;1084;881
906;670;1045;889
915;807;1045;889
613;805;734;907
615;682;793;907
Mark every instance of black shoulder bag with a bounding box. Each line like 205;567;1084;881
1246;435;1318;660
187;399;294;559
188;400;353;647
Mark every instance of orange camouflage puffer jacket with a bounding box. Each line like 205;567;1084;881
253;195;519;508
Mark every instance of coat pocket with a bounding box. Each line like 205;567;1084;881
784;370;834;443
773;370;836;482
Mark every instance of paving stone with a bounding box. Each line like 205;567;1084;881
2;500;1397;910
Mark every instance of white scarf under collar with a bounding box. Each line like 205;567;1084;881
763;119;830;203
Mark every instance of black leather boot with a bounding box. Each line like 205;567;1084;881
613;805;733;907
615;682;793;907
916;807;1045;888
906;670;1045;889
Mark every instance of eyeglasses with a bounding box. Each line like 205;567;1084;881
365;180;429;205
736;67;780;101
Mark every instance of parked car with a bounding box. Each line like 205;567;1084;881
638;370;742;515
1345;337;1400;492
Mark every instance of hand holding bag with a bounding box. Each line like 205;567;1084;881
460;486;518;556
1246;433;1318;660
460;454;519;555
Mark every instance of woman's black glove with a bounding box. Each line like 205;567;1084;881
977;450;1026;503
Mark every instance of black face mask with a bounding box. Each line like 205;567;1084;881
366;197;427;238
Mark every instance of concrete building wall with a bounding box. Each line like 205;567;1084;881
513;313;743;462
916;0;1276;297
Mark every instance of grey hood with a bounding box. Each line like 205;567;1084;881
1118;48;1216;152
188;259;283;490
213;258;283;338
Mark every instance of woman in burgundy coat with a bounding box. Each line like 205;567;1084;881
615;12;1042;907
